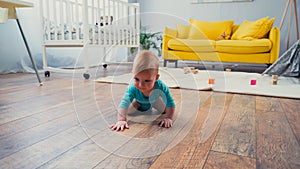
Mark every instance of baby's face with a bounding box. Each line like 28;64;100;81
133;69;159;94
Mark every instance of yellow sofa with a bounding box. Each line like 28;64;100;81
162;17;280;67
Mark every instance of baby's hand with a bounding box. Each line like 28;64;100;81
110;121;129;131
159;118;173;128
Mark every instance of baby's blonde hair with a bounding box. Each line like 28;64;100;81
132;50;159;74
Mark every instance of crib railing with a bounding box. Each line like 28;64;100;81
39;0;140;47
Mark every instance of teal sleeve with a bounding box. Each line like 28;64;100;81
157;79;175;108
119;80;175;109
164;84;175;108
119;84;135;109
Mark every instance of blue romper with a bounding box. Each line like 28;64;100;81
119;79;175;111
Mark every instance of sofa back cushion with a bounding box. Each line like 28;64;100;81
164;27;177;38
176;24;191;39
232;25;240;33
188;23;207;40
188;19;234;40
231;16;275;40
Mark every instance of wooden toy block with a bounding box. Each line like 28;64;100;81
183;67;191;74
225;68;231;72
208;78;215;84
191;69;199;74
271;79;278;85
272;75;278;80
183;67;190;74
270;75;278;85
250;79;256;85
183;67;198;74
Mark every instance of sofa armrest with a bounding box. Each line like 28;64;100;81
269;27;280;63
162;27;177;52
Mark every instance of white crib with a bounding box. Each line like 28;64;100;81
39;0;140;79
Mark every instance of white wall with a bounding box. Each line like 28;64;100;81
0;0;299;73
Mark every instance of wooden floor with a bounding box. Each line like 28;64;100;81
0;65;300;169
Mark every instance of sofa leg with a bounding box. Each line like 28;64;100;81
163;60;178;68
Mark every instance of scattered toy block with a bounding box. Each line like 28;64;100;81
183;67;198;74
271;79;278;85
272;75;278;80
269;75;278;85
183;67;188;74
208;78;215;84
250;79;256;85
191;69;198;74
183;67;191;74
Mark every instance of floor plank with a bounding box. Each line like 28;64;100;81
203;151;256;169
211;94;256;158
150;92;231;168
0;101;73;140
256;96;300;168
279;98;300;144
180;93;233;169
0;125;99;168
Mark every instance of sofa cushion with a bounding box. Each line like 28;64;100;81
216;39;272;53
231;16;275;40
187;24;207;40
188;19;234;40
164;27;177;38
168;38;216;52
176;24;190;39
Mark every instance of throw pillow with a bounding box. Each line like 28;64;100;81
257;17;275;38
188;23;207;39
188;19;234;40
176;24;190;39
231;16;274;40
164;27;177;38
